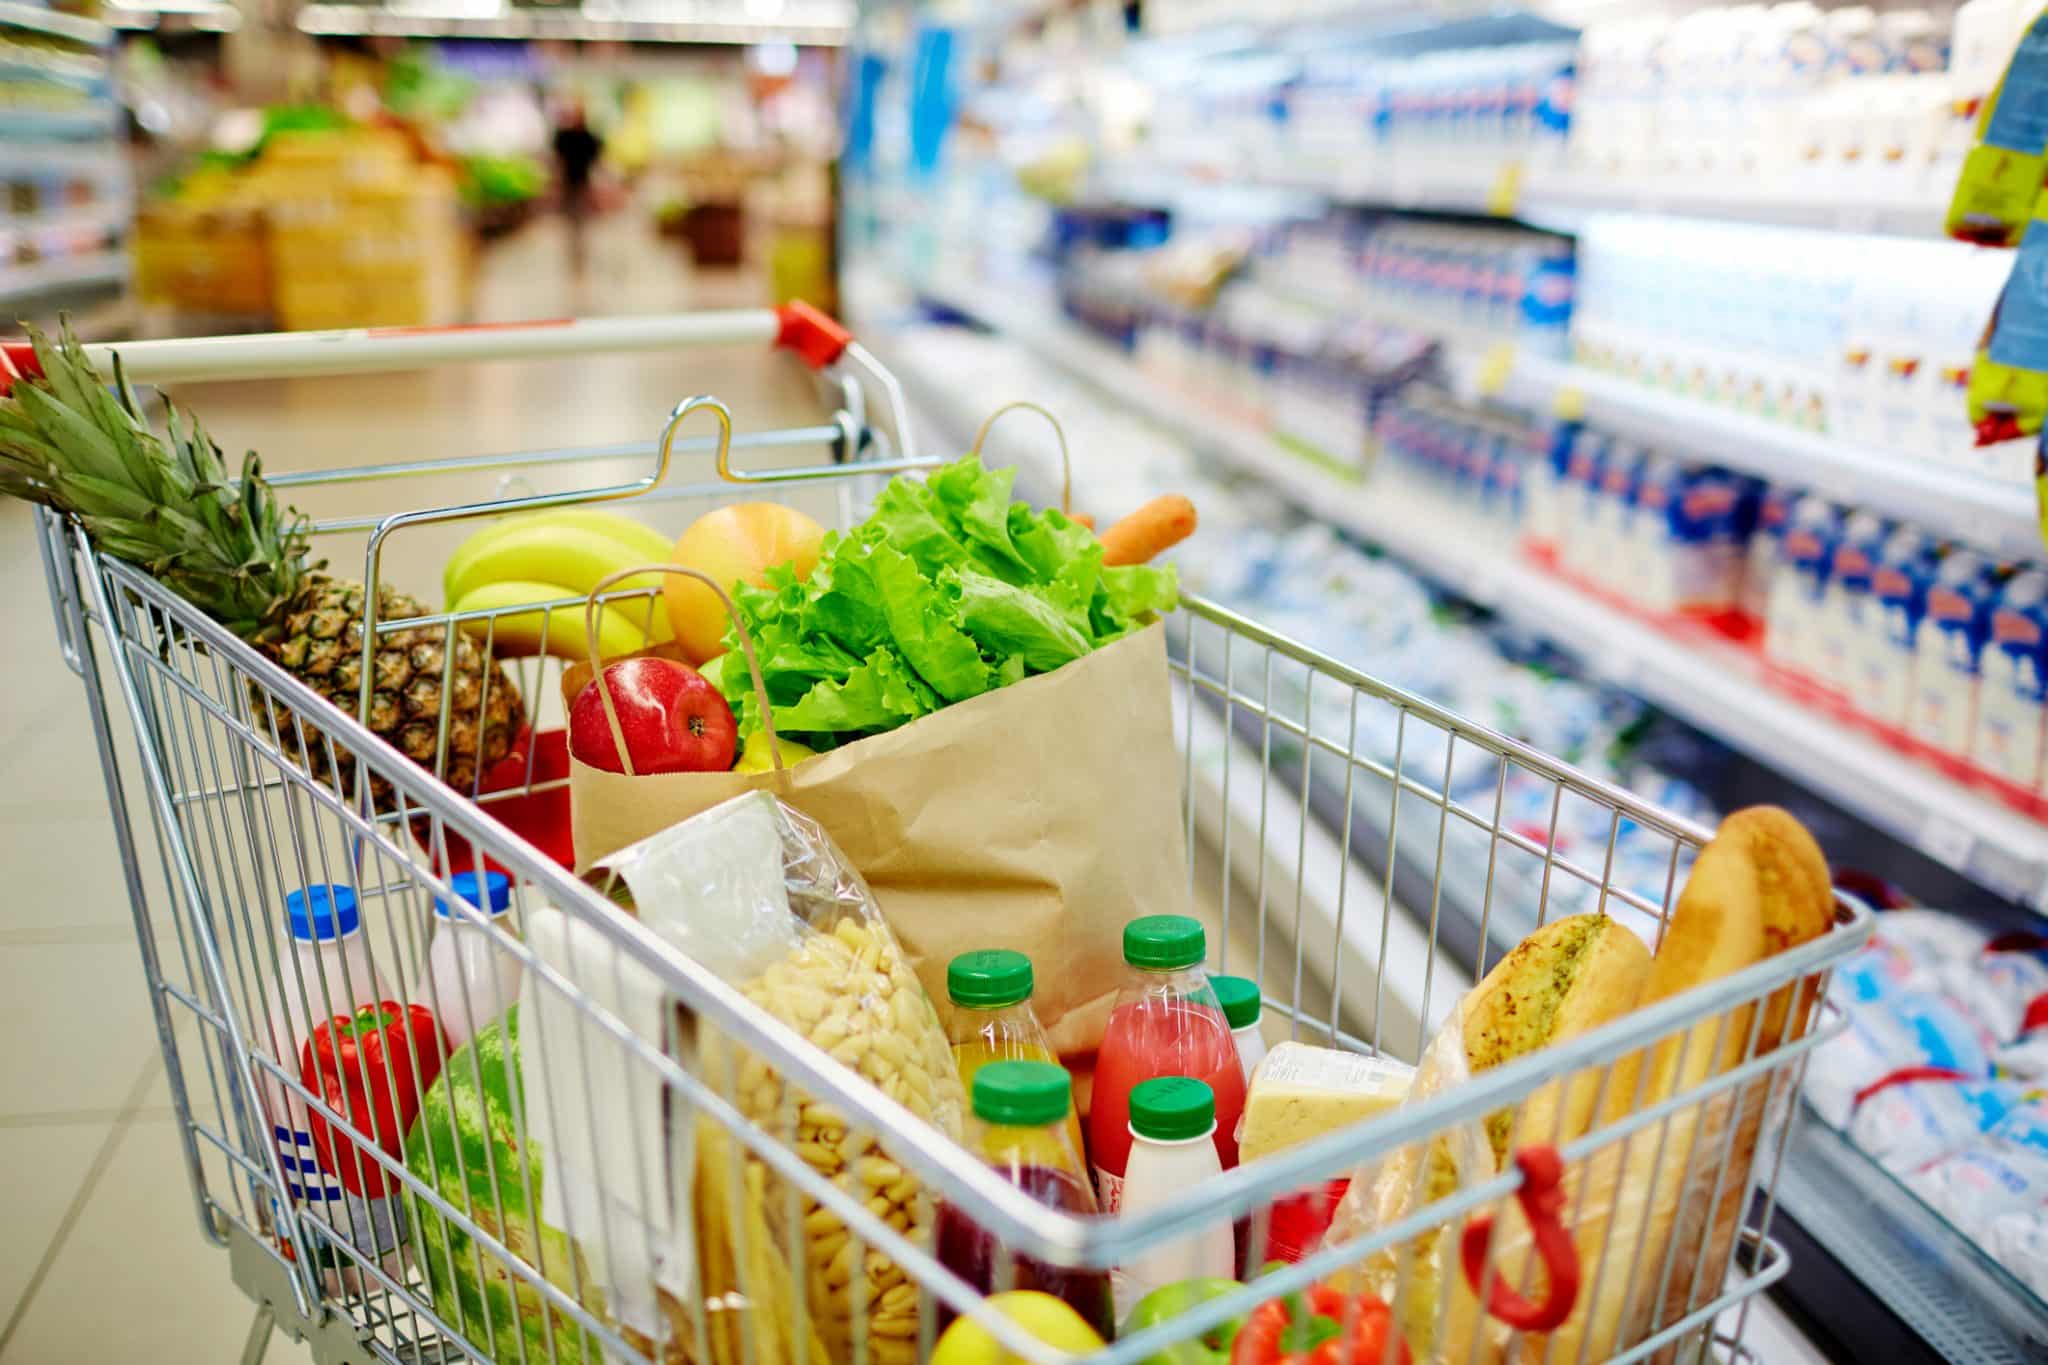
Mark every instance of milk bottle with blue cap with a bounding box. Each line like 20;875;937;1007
414;869;523;1050
263;884;388;1276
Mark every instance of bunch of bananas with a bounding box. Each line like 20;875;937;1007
444;508;676;662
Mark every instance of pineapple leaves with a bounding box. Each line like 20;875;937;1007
0;320;314;633
11;382;128;487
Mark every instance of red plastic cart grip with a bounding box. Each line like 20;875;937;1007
774;301;851;370
1460;1144;1581;1332
0;341;40;396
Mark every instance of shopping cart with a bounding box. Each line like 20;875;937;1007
30;311;1870;1365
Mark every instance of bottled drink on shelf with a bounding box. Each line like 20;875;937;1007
1911;550;2000;761
1976;569;2048;794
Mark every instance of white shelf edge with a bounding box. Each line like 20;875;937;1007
1114;158;1951;240
907;269;2048;913
0;247;126;307
0;2;112;45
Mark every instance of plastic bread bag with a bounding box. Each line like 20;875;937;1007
1321;997;1505;1364
596;790;967;1365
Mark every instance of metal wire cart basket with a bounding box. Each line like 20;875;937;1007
27;313;1870;1365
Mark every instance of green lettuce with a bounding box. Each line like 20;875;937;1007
712;455;1180;747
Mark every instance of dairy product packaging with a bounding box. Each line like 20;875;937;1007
1849;1072;2027;1173
1806;988;1999;1127
1910;550;2001;760
1976;568;2048;793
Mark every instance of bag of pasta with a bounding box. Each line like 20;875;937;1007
596;789;967;1365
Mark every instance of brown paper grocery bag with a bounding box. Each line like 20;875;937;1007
570;618;1188;1057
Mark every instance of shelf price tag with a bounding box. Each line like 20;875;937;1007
1486;162;1523;218
1477;342;1516;398
1553;385;1587;422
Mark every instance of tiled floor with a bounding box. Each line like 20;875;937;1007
0;215;823;1363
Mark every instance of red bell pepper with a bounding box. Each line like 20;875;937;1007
1229;1284;1410;1365
301;1001;444;1197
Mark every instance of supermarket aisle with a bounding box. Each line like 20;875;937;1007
0;214;821;1364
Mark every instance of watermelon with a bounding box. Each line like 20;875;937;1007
404;1007;600;1363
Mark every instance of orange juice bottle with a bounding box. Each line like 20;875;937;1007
945;950;1087;1160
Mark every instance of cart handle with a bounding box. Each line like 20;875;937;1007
4;305;856;386
1459;1143;1581;1332
577;563;788;777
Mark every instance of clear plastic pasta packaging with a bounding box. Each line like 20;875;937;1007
598;789;967;1365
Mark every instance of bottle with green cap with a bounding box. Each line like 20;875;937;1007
933;1061;1113;1339
944;949;1086;1158
1210;974;1268;1083
1088;915;1247;1213
1113;1075;1234;1321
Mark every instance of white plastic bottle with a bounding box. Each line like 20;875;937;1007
1210;975;1269;1084
413;869;523;1051
1114;1077;1234;1323
263;884;392;1282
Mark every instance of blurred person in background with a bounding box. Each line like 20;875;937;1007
552;99;604;273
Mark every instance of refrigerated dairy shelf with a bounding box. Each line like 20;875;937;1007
901;267;2048;914
1113;159;1953;239
1456;348;2047;564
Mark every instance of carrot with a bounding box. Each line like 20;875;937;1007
1072;512;1096;531
1099;494;1197;566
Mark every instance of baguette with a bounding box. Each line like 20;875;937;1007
1331;912;1649;1361
1521;808;1831;1364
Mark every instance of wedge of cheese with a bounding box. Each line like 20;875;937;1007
1239;1042;1414;1163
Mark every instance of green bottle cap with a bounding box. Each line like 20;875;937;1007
947;949;1035;1009
1123;915;1206;971
1129;1076;1215;1142
972;1060;1072;1128
1211;974;1261;1030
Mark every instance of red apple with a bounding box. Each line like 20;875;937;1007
569;657;737;775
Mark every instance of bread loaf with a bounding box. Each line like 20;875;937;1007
1330;912;1650;1361
1520;808;1831;1364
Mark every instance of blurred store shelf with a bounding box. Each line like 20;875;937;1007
1452;349;2046;564
1111;160;1952;240
0;0;110;45
892;266;2048;914
0;247;128;309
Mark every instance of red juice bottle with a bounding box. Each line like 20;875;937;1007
1089;916;1246;1211
934;1060;1112;1340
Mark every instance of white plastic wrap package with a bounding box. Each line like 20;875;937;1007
520;908;695;1362
1323;998;1506;1364
596;790;967;1365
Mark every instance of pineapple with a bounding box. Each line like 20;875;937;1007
0;322;522;805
